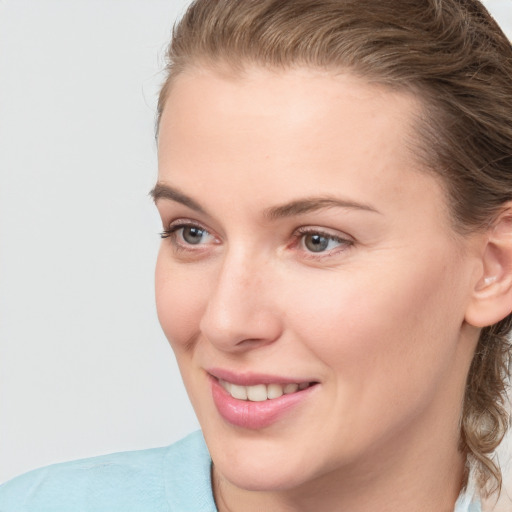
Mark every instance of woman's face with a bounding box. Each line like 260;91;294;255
155;67;480;492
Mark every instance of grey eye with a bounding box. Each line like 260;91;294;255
182;226;207;245
303;233;330;252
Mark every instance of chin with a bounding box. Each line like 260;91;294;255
209;434;329;493
216;459;315;492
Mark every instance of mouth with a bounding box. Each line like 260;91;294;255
218;379;315;401
208;373;319;429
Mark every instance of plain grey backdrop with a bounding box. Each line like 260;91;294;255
0;0;511;497
0;0;198;483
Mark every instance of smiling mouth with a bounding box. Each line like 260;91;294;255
218;379;316;402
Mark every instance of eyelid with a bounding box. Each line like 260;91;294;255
160;218;219;246
293;226;354;257
161;218;204;236
295;225;354;240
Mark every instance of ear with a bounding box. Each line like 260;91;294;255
465;205;512;328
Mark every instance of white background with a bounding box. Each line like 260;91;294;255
0;0;511;497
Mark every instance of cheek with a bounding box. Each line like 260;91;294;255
288;255;467;396
155;252;205;351
278;256;469;454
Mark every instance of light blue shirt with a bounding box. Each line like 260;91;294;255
0;432;215;512
0;431;481;511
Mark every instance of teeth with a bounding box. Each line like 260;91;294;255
219;380;231;393
246;384;267;402
219;380;311;401
284;383;299;394
267;384;284;399
230;384;248;400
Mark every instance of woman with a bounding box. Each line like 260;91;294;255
1;0;511;510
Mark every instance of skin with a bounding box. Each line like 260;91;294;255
154;67;488;512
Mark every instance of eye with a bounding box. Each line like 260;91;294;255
180;226;209;245
160;221;217;247
303;233;337;252
296;228;353;255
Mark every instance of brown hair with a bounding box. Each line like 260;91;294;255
157;0;512;495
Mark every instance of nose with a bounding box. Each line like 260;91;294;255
199;251;283;352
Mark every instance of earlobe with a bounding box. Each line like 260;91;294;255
465;205;512;328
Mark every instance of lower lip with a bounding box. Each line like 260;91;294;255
210;377;317;430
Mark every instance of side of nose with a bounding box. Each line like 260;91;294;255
199;251;283;352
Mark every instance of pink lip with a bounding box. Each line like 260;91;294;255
209;374;318;430
207;367;313;386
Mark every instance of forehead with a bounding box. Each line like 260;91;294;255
159;66;422;161
157;66;448;225
161;65;420;133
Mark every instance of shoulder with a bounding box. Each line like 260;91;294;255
0;444;170;512
0;431;215;512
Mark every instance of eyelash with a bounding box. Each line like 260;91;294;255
160;222;198;239
292;227;354;258
160;221;354;258
160;220;214;247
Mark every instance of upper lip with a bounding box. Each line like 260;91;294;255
207;367;316;386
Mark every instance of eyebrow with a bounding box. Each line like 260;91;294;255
264;197;380;220
150;183;379;219
150;183;206;214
